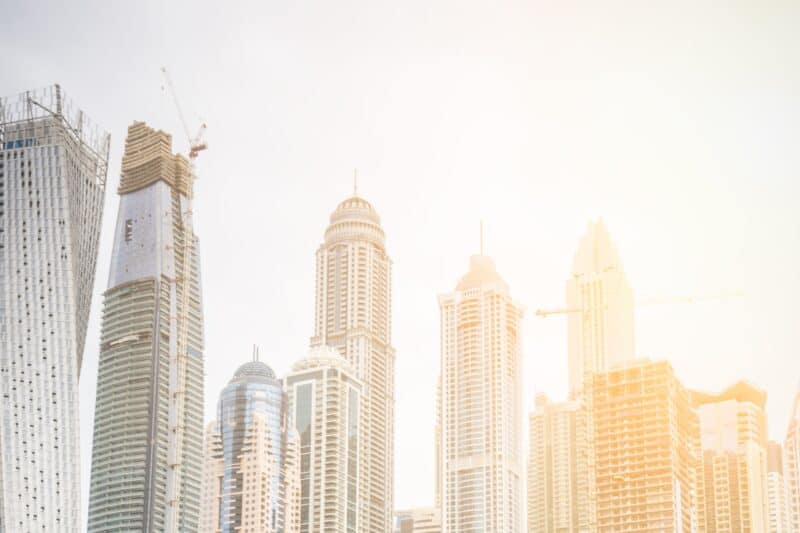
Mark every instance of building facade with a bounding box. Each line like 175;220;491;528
310;192;394;532
0;86;108;531
527;394;594;533
586;359;699;532
285;346;363;533
88;122;205;532
199;360;299;533
438;254;524;532
786;384;800;533
394;507;442;533
767;441;792;533
567;220;635;398
693;381;769;533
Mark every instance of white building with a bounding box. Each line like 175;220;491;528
567;220;635;398
438;253;524;532
285;346;363;533
694;381;769;532
310;191;394;532
88;122;205;531
0;85;109;531
767;441;792;533
785;384;800;532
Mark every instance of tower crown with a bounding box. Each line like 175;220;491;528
230;361;277;383
571;219;623;276
324;194;385;247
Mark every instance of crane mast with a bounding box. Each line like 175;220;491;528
161;66;207;532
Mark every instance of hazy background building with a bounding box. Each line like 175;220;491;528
310;191;394;531
438;253;524;532
87;122;204;531
393;507;441;533
527;394;595;533
586;359;699;532
567;220;635;399
0;85;108;531
199;358;299;532
786;385;800;532
693;381;769;532
767;441;792;533
285;345;363;533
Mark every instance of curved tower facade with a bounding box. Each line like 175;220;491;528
311;194;394;532
199;360;298;533
567;220;635;398
0;86;109;531
438;254;524;533
88;122;205;532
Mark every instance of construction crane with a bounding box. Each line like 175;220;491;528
160;66;207;532
534;290;744;318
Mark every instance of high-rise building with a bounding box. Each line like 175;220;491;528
393;507;442;533
527;394;593;533
586;359;699;532
0;85;109;531
767;441;792;533
786;384;800;532
438;253;524;532
310;191;394;531
199;359;300;532
693;381;769;532
285;345;363;533
567;221;635;398
88;122;205;532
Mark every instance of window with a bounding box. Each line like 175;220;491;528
124;219;134;242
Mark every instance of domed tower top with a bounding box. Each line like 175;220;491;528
324;181;385;247
229;360;277;384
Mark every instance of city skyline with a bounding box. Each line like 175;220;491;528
2;0;799;522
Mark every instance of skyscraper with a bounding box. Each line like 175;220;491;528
767;441;792;533
527;394;593;533
88;122;205;532
567;220;635;398
586;359;699;532
438;253;524;532
785;384;800;532
693;381;769;532
285;345;363;533
393;507;442;533
310;191;394;531
0;85;109;531
199;358;299;533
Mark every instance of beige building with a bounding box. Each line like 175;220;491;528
285;346;364;533
767;441;792;533
310;192;394;532
394;507;442;533
567;221;635;399
693;381;769;533
586;359;699;532
527;394;594;533
785;384;800;532
438;253;524;532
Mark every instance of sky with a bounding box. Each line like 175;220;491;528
2;0;799;522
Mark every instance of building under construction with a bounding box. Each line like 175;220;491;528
87;122;204;532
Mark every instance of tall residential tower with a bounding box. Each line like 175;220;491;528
88;122;205;532
310;192;394;531
438;253;524;532
0;85;109;531
786;384;800;532
567;221;635;398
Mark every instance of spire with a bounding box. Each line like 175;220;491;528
252;344;260;362
480;220;484;256
353;168;358;197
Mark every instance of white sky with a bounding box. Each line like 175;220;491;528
3;0;799;523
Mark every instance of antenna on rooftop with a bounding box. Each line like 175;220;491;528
353;168;358;197
480;220;484;255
